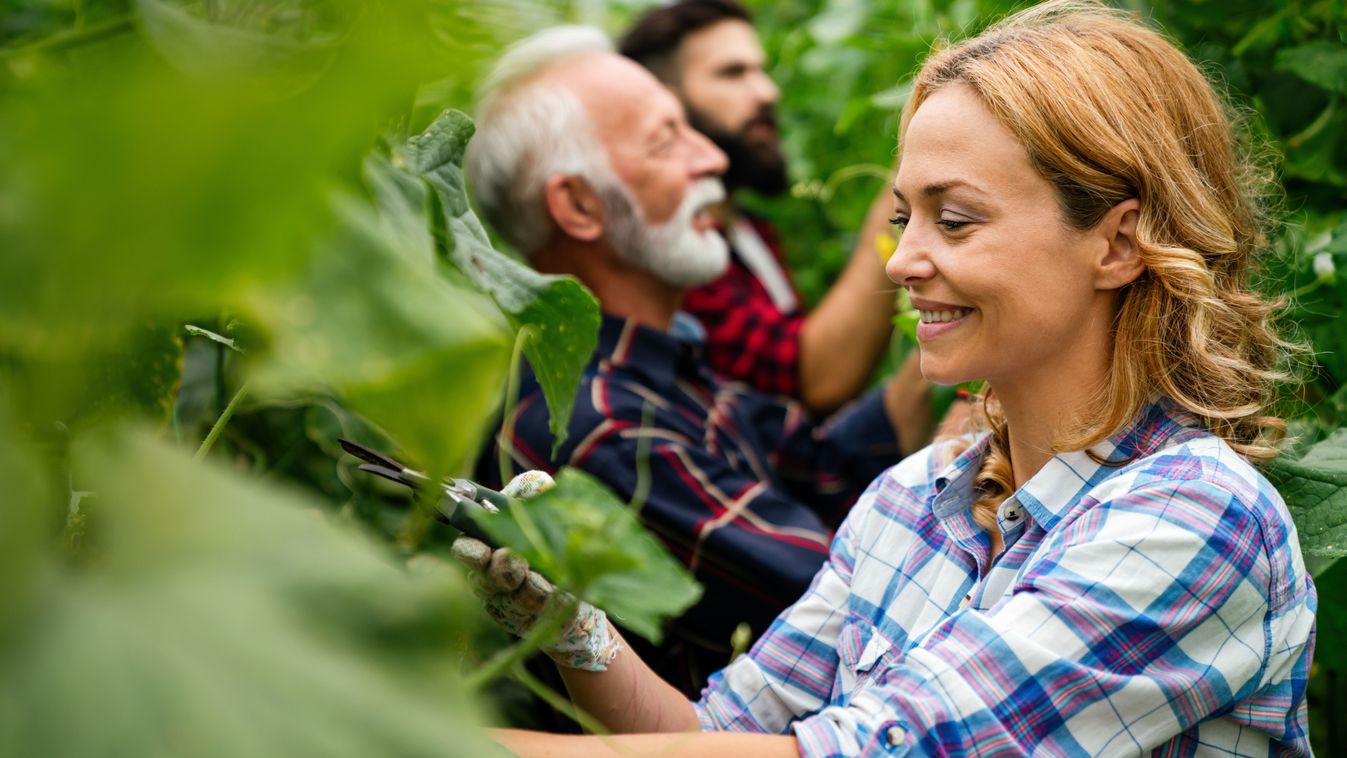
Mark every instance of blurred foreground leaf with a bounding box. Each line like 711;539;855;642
399;110;601;453
0;0;452;429
0;409;51;642
246;199;512;476
473;469;702;642
1267;428;1347;567
0;428;504;757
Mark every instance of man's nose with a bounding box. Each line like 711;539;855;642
752;70;779;106
690;129;729;177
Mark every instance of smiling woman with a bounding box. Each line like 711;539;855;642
479;2;1317;755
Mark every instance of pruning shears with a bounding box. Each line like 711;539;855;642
338;438;509;545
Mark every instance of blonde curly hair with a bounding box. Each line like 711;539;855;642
899;0;1300;529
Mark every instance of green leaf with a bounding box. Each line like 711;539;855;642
472;469;703;643
135;0;352;92
0;405;51;643
0;427;505;757
246;199;512;476
399;110;601;454
1265;428;1347;562
184;324;242;353
1275;41;1347;95
363;150;438;267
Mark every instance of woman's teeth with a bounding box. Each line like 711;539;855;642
918;308;971;323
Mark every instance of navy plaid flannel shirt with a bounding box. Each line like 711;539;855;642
477;312;902;690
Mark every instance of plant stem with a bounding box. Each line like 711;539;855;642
630;398;655;516
509;662;611;735
1289;278;1325;299
0;15;134;58
464;598;572;691
498;325;534;485
194;383;248;462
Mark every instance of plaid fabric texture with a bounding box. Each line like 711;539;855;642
682;216;805;398
476;313;901;686
695;400;1316;756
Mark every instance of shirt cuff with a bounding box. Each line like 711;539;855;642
791;711;914;758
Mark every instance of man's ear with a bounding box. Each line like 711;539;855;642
543;175;605;243
1094;197;1145;291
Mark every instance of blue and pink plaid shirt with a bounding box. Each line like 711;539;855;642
695;399;1316;756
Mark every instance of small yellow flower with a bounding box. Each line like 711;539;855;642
874;231;897;263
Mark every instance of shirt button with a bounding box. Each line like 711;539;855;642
885;725;906;747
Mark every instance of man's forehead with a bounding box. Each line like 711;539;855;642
542;52;681;138
677;19;765;71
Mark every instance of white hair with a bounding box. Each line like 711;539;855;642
466;26;616;257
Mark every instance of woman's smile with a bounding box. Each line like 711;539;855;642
910;296;975;340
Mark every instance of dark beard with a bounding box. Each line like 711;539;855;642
689;105;789;197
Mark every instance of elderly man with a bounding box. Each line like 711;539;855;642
465;26;934;693
620;0;899;413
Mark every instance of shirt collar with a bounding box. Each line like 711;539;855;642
595;312;706;389
931;397;1209;530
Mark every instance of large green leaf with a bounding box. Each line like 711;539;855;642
472;469;703;643
398;110;601;454
246;199;512;476
0;428;504;758
1266;428;1347;564
1275;41;1347;95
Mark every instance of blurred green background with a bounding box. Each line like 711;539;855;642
1;0;1343;754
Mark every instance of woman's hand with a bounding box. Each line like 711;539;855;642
450;471;621;672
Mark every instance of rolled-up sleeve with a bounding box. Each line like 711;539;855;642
694;482;872;735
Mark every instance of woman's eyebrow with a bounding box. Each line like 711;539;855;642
893;180;986;203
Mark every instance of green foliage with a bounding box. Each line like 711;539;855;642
0;0;670;752
0;429;504;758
474;469;704;642
246;198;513;477
1267;429;1347;566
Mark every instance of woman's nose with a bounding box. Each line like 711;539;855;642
884;226;936;286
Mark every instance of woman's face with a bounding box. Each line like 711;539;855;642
885;83;1119;393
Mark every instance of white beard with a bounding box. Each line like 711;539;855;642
603;178;730;288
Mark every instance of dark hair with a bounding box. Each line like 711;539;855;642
618;0;751;83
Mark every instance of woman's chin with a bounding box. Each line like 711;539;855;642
918;361;975;388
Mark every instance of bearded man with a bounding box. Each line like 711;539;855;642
620;0;900;414
465;26;936;695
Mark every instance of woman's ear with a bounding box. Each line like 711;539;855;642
1094;197;1145;291
543;174;605;243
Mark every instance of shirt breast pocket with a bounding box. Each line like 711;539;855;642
835;615;891;698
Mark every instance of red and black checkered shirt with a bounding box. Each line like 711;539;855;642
681;216;805;398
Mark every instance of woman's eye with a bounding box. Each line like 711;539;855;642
937;218;971;231
888;215;910;229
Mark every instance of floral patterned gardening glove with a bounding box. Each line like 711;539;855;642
450;470;621;672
